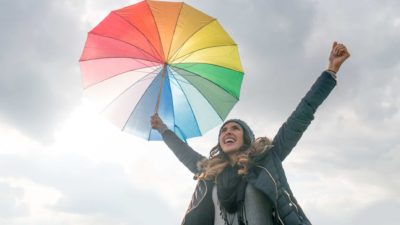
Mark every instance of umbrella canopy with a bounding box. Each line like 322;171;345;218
79;0;244;141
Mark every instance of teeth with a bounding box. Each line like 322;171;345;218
225;138;235;144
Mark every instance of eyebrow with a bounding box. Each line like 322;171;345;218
222;124;241;131
231;124;240;129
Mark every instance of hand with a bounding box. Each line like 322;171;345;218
151;113;163;130
328;41;350;73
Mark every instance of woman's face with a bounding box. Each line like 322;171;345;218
219;122;244;154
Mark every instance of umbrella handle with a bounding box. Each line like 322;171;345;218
155;65;167;113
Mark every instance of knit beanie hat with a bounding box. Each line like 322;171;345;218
219;119;255;144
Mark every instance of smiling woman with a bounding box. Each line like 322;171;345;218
151;42;350;225
219;121;245;156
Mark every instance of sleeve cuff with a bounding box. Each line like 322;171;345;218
325;70;337;80
157;123;169;134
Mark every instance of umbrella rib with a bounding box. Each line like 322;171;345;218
84;33;162;63
146;1;167;62
83;59;163;89
167;67;202;136
168;19;216;62
171;43;238;63
100;67;162;114
170;44;242;72
165;3;184;61
100;66;161;128
111;11;164;61
169;66;225;122
170;63;241;100
80;56;161;64
172;61;242;75
121;67;164;134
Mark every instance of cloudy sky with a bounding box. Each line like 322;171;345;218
1;0;399;224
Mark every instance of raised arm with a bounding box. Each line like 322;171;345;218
272;42;350;161
151;114;206;174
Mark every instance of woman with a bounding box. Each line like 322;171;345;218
151;42;350;225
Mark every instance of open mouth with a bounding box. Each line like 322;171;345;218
224;138;236;144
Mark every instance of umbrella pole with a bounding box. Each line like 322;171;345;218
155;64;167;113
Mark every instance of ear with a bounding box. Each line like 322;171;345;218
243;133;252;145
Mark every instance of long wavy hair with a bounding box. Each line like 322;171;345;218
196;136;273;181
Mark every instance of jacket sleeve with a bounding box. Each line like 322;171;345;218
272;71;337;161
161;130;206;174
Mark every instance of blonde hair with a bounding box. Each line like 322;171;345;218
196;137;272;180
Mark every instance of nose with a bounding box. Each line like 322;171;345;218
224;128;233;135
220;130;231;140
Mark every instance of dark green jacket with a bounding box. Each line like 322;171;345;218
161;71;337;225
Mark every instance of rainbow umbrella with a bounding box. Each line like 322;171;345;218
79;0;244;141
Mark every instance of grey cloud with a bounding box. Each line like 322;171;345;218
1;0;400;224
189;0;318;119
191;0;400;130
0;0;84;144
0;153;178;225
286;141;400;224
308;199;400;225
306;0;400;121
188;2;400;205
350;199;400;225
288;125;400;200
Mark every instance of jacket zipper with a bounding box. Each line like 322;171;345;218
182;179;208;225
183;167;289;225
256;165;285;225
283;189;299;212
